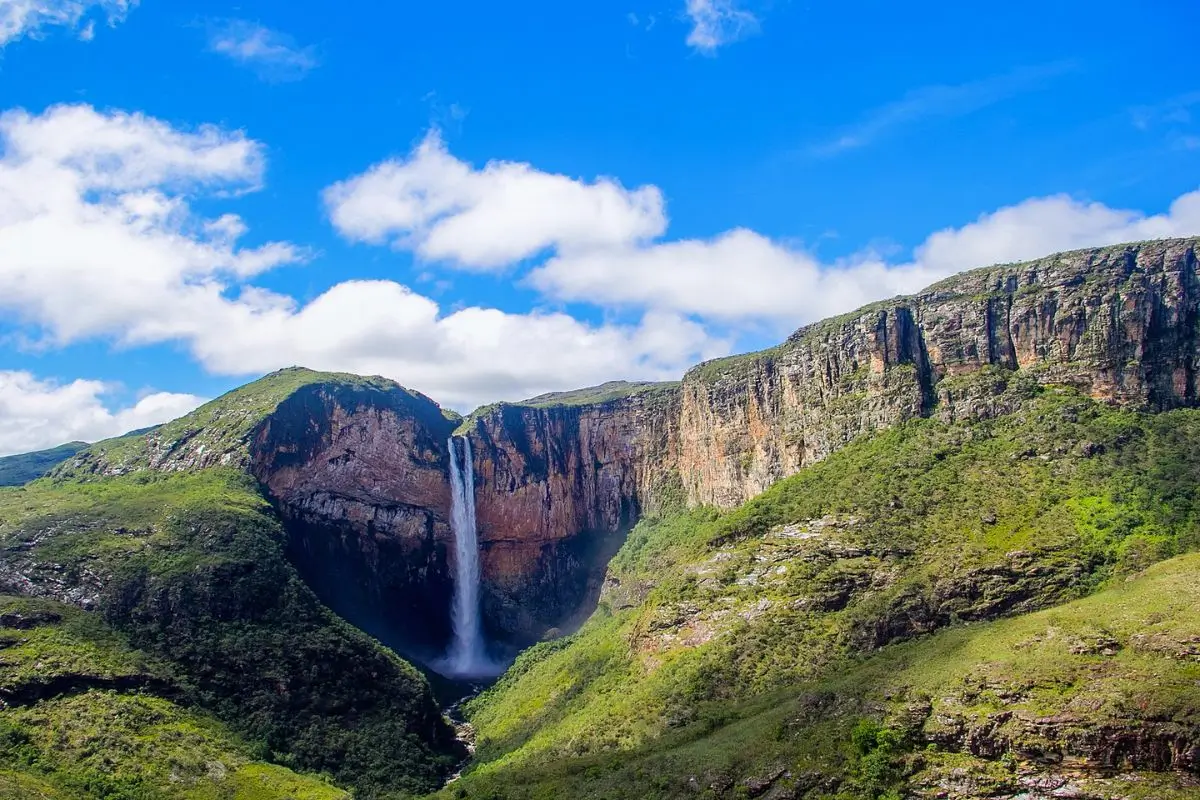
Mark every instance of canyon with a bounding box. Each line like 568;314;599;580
56;236;1199;668
3;236;1199;799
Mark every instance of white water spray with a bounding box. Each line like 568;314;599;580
445;436;489;677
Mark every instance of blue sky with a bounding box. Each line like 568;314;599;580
0;0;1198;453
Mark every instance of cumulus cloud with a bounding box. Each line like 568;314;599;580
530;190;1200;326
0;104;727;414
684;0;758;54
188;289;727;409
324;130;667;270
0;371;204;456
528;229;914;323
7;104;1200;441
207;19;318;81
0;0;135;46
0;104;297;345
327;131;1200;333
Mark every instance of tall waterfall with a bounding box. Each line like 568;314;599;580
445;436;489;677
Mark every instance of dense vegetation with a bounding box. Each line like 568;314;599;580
0;443;87;487
441;384;1200;798
0;595;350;799
0;467;462;798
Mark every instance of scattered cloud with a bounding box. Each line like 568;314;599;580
1131;91;1200;155
530;190;1200;325
627;11;656;31
0;371;204;456
684;0;758;54
0;0;136;46
325;130;666;270
327;131;1200;331
0;105;725;412
207;19;318;81
5;104;1200;442
809;62;1076;157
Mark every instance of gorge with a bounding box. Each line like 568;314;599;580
1;237;1199;798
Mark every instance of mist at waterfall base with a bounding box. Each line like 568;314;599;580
434;436;503;680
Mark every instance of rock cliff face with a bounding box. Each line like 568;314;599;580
55;239;1200;664
671;237;1200;506
247;381;460;658
464;388;680;645
241;381;680;654
245;237;1200;659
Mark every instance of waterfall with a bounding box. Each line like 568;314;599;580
444;436;489;677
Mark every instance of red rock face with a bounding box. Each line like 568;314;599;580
249;382;460;658
466;393;679;643
256;392;453;547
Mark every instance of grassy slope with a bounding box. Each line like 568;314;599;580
61;367;408;476
443;386;1200;798
443;554;1200;799
0;595;348;800
0;368;467;796
1;448;460;796
518;381;680;408
0;443;87;487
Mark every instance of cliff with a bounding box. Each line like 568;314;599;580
463;237;1200;644
45;237;1200;659
672;236;1200;506
465;384;680;645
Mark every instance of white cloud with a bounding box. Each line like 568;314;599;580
187;288;727;409
913;191;1200;273
325;132;1200;336
207;19;318;81
0;104;297;345
324;130;667;270
325;137;1200;333
809;63;1076;157
0;0;135;46
5;104;1200;442
0;371;204;456
529;190;1200;327
684;0;758;54
0;104;727;416
526;229;928;323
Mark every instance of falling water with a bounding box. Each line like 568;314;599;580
445;436;489;677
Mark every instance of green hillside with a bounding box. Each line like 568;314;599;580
0;443;87;487
0;595;350;799
441;382;1200;798
0;374;464;798
60;367;412;478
